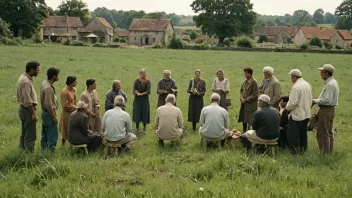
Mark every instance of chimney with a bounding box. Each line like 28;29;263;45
158;13;162;20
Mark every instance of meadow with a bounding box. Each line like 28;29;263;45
0;45;352;197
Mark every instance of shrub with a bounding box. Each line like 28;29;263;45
323;41;333;49
119;38;126;43
71;40;85;46
0;18;11;38
113;37;119;42
286;37;292;44
93;42;105;47
193;42;211;50
33;35;42;43
152;42;164;49
258;35;268;43
107;43;120;48
64;40;71;46
300;43;309;50
310;36;322;48
223;38;232;47
1;37;17;45
13;37;23;45
168;37;183;49
236;36;253;48
335;45;343;49
190;31;199;40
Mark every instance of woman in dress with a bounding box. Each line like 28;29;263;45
211;69;230;111
187;69;206;131
132;68;151;132
59;76;77;146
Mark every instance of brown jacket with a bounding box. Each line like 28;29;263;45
258;75;281;109
240;77;258;112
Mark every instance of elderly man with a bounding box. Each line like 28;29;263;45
258;66;281;110
40;67;60;152
157;70;177;108
285;69;312;154
211;69;230;111
69;101;102;151
16;61;40;152
102;95;137;151
80;79;101;133
241;94;280;151
155;94;183;147
105;80;127;111
312;64;339;153
199;93;230;147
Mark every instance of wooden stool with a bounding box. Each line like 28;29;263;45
70;144;89;157
102;138;121;160
252;142;278;157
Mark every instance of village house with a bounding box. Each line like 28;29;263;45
85;17;114;43
330;30;352;48
128;15;174;45
293;27;337;46
255;26;291;43
40;15;84;41
114;29;129;41
285;26;299;40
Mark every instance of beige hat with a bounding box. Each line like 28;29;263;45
288;69;302;77
77;101;88;109
318;64;335;73
263;66;274;74
258;94;270;104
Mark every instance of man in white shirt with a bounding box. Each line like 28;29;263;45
286;69;312;154
312;64;339;153
199;93;230;147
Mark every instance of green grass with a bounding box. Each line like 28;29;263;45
318;24;335;28
0;45;352;197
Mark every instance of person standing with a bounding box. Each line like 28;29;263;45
187;69;206;131
157;70;177;108
105;80;127;111
211;70;230;111
16;61;40;152
312;64;339;153
132;68;151;132
258;66;281;110
278;96;289;149
80;79;102;133
238;67;258;133
285;69;312;154
59;76;77;146
40;67;60;152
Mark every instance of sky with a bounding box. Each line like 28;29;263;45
45;0;342;16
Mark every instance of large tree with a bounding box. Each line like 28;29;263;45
191;0;257;44
0;18;11;37
324;12;337;24
335;0;352;30
56;0;90;25
313;8;325;24
92;7;117;28
0;0;47;38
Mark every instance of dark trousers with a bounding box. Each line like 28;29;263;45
87;136;102;151
278;126;288;149
18;106;37;152
41;111;58;151
287;118;309;154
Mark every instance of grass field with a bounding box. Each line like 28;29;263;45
0;45;352;197
174;26;200;30
318;24;335;28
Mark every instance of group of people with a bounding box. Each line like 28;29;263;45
16;61;339;154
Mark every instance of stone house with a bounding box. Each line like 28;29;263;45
85;17;114;43
330;30;352;48
285;26;299;39
255;26;291;43
114;29;129;41
293;27;337;46
40;15;84;41
128;16;174;45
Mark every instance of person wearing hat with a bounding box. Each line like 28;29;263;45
285;69;312;154
241;94;280;151
258;66;281;110
68;101;102;151
312;64;339;153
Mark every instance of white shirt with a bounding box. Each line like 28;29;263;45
102;107;132;141
199;103;229;138
315;77;339;106
286;78;312;121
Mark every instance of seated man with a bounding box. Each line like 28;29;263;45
102;95;137;152
68;101;102;151
156;94;183;147
199;93;231;147
105;80;127;112
241;94;280;151
278;96;289;149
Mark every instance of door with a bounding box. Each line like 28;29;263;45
145;38;149;45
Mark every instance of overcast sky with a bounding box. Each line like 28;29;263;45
45;0;342;16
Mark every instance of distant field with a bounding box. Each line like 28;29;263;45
318;24;335;28
0;45;352;197
175;26;200;30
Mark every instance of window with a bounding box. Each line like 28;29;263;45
153;38;156;42
134;37;136;40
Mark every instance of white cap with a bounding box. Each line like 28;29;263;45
318;64;335;73
288;69;302;77
263;66;274;74
258;94;270;104
77;101;88;109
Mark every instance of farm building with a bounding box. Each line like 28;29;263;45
255;26;291;43
40;15;84;41
128;15;174;45
330;30;352;48
114;29;129;41
85;17;114;43
293;27;337;46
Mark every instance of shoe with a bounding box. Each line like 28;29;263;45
158;140;164;148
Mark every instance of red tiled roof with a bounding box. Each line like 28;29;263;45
114;29;129;37
256;26;287;36
95;17;113;29
285;26;299;36
41;16;84;28
129;19;172;32
300;27;337;40
338;30;352;40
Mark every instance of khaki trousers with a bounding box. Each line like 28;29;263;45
316;106;335;152
106;133;137;149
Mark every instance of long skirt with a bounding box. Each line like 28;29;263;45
219;93;227;111
188;94;204;123
238;104;255;124
59;110;73;140
133;96;150;124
